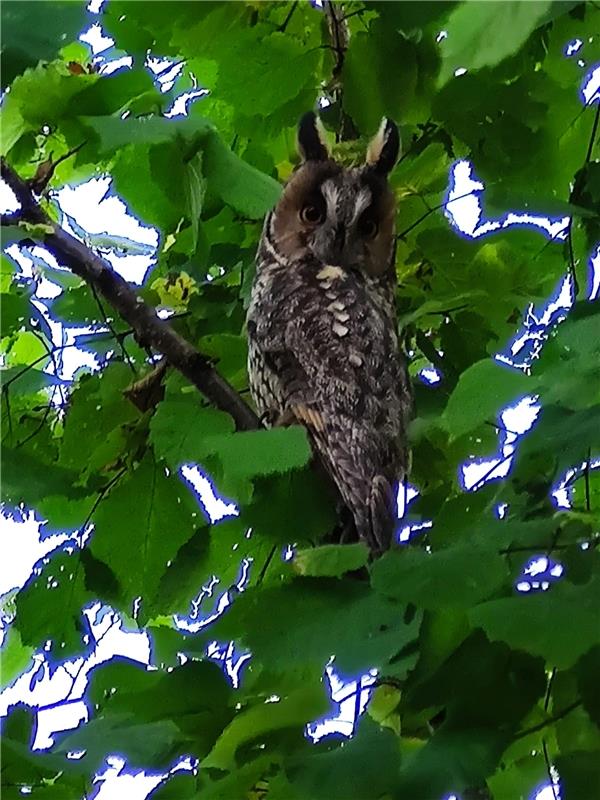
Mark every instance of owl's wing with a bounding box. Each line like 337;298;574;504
281;286;406;554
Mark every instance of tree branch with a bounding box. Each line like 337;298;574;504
324;0;358;142
1;157;260;431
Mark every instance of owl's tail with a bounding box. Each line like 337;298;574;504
351;474;396;557
369;475;397;554
288;406;400;556
335;462;397;556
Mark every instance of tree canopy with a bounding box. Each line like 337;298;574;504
1;1;599;799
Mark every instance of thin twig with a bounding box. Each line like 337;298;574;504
278;0;298;32
2;342;73;389
59;466;128;653
2;386;13;443
342;8;365;22
584;451;591;512
514;699;581;740
544;669;556;713
584;101;600;164
16;331;65;448
352;676;363;735
90;283;136;374
566;220;579;297
324;0;358;141
498;543;575;555
30;328;68;406
17;387;59;449
396;189;483;240
256;544;277;586
543;739;559;800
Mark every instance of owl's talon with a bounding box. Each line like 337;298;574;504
259;408;281;427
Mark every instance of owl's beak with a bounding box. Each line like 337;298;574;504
311;221;351;267
333;224;346;249
320;223;346;266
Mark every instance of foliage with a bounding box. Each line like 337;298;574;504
1;2;599;799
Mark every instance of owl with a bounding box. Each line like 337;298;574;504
246;112;412;556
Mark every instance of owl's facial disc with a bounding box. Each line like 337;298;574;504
305;174;378;268
269;144;397;276
266;112;400;273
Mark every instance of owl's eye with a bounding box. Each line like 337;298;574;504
358;214;379;239
300;202;325;225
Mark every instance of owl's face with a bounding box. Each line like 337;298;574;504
269;114;400;277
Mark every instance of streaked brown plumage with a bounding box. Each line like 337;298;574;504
246;112;412;556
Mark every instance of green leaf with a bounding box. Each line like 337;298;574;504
50;283;104;324
198;333;248;390
576;645;600;731
149;376;235;469
1;706;71;787
343;22;422;133
150;772;199;800
372;541;507;610
15;549;91;657
293;543;369;578
244;468;337;546
202;130;281;219
1;364;62;397
53;714;183;773
1;291;33;336
286;720;401;800
515;405;600;480
442;358;534;439
395;726;505;800
59;362;140;481
195;755;274;800
87;659;233;758
1;447;87;509
2;62;97;153
69;69;160;117
211;25;319;121
184;151;206;251
555;751;600;800
211;577;421;675
487;752;547;800
90;453;199;607
203;684;327;771
1;0;89;84
469;577;600;670
80;115;212;155
209;426;313;484
0;627;34;690
534;307;600;410
438;1;553;86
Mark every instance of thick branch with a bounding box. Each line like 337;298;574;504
1;158;260;431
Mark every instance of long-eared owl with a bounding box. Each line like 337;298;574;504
247;112;412;556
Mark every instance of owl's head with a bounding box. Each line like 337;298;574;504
268;112;400;276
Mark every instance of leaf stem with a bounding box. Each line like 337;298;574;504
256;544;278;586
89;283;137;374
278;0;298;33
396;189;483;240
514;699;581;740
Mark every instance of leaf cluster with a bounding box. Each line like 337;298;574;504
1;2;599;799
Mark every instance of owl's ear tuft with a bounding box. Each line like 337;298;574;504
297;112;330;162
366;118;400;175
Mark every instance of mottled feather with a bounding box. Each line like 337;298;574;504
247;114;412;555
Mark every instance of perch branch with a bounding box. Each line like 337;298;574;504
0;157;260;431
